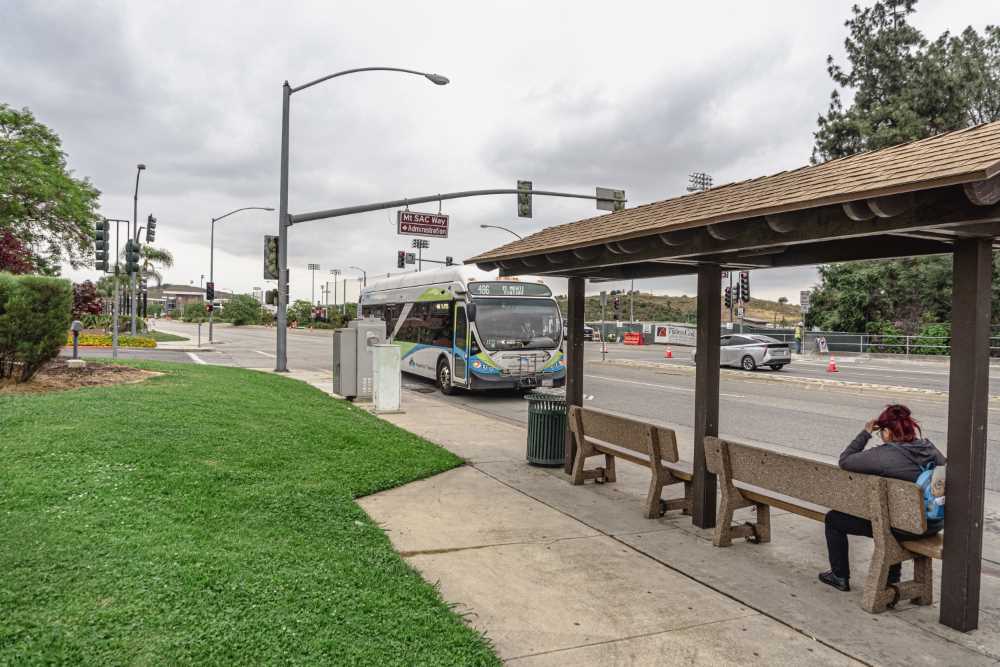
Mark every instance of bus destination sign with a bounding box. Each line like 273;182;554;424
469;281;552;297
397;210;449;238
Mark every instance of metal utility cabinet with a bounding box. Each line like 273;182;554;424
332;318;387;400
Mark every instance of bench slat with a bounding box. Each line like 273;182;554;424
739;487;828;523
578;407;678;462
901;533;944;559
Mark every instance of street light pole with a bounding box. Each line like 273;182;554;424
208;206;273;343
479;224;523;239
274;67;449;372
131;164;145;335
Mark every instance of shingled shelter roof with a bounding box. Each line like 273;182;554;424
469;121;1000;266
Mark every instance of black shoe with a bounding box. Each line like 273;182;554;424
819;570;850;592
887;571;901;586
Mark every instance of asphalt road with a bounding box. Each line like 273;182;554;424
121;321;1000;492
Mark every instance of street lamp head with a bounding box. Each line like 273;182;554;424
425;73;450;86
137;164;146;171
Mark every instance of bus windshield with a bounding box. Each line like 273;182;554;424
473;297;562;351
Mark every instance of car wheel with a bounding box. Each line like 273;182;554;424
741;355;757;371
437;358;456;395
770;364;785;371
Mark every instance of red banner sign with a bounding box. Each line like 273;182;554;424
397;210;449;238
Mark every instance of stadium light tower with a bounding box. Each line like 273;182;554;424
686;172;713;193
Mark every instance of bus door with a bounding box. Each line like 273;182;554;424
453;303;470;387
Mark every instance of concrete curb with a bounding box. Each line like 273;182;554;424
600;357;1000;401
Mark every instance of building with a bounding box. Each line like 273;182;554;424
147;283;234;315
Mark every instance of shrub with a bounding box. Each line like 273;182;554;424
220;294;262;326
72;280;103;319
181;301;207;323
286;299;313;326
0;273;73;381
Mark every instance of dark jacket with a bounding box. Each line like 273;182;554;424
839;431;946;483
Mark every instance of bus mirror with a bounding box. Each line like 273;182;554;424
466;302;477;322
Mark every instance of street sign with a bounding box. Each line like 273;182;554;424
517;180;532;218
264;235;279;280
736;306;745;318
600;291;608;307
397;210;449;238
799;290;811;314
596;187;626;212
405;252;416;265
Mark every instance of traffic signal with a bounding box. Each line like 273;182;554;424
397;250;406;269
205;303;214;313
206;281;215;302
517;179;532;218
445;256;454;266
140;278;148;292
264;235;279;280
94;219;110;271
265;289;277;305
739;271;750;303
724;286;732;309
124;239;141;275
145;214;157;243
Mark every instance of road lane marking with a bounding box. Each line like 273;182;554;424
254;350;276;358
186;352;207;365
585;373;744;398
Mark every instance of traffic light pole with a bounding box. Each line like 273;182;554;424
276;81;291;372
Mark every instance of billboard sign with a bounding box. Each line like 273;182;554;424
397;210;449;238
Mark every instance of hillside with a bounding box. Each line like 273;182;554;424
554;292;801;326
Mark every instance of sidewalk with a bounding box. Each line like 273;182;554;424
351;390;1000;665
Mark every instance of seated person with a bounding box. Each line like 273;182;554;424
819;404;946;592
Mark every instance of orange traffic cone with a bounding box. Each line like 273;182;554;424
664;347;673;359
827;356;839;372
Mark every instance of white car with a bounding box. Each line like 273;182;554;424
692;334;791;371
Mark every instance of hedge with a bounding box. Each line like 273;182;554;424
0;273;73;381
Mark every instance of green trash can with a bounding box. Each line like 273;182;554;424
525;391;567;467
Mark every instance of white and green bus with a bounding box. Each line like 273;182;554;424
359;267;565;393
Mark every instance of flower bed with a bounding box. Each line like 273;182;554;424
66;332;157;348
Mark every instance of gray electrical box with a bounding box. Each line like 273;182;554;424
332;318;387;400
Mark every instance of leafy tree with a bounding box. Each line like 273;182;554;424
72;280;102;319
140;245;173;286
221;294;262;326
807;2;1000;334
0;229;34;274
0;104;101;272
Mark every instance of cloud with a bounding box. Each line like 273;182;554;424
2;0;994;304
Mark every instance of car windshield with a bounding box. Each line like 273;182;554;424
473;297;562;350
749;335;780;343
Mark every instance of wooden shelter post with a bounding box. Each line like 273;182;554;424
940;237;991;632
563;277;586;474
692;264;722;528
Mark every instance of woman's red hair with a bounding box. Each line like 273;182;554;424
876;404;920;443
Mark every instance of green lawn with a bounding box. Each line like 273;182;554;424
147;330;188;342
0;362;498;665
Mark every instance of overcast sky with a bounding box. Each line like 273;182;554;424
3;1;994;303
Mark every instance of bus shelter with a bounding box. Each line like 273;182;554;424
468;121;1000;631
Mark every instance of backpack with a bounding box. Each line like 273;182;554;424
915;464;945;523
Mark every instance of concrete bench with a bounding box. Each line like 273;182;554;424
704;436;942;613
569;406;692;519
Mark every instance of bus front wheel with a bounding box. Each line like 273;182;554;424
437;358;456;395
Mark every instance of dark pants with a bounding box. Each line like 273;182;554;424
824;510;938;580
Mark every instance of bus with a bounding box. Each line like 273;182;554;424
359;267;565;394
